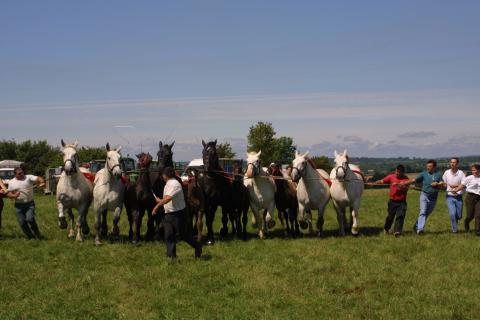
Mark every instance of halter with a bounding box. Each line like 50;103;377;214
292;161;306;182
247;162;259;177
63;158;77;175
335;161;349;182
107;160;121;176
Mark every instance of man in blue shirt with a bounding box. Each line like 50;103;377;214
400;160;443;234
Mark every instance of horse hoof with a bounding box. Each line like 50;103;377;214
267;220;276;229
299;220;308;230
351;230;359;237
68;229;75;238
317;231;323;238
58;217;67;229
95;238;102;246
206;239;215;246
82;225;90;235
76;234;83;242
259;231;266;240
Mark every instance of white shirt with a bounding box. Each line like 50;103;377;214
462;175;480;196
443;169;466;196
163;178;186;213
7;175;38;203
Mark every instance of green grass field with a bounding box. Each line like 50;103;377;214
0;189;479;319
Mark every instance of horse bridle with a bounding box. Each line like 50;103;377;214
335;161;349;181
63;158;77;175
292;162;306;182
107;159;121;176
247;162;259;177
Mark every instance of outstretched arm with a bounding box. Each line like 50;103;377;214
152;195;173;215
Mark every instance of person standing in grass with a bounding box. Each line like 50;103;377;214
6;167;45;239
0;178;8;233
442;158;465;233
372;164;410;236
452;164;480;235
153;167;202;259
400;160;443;235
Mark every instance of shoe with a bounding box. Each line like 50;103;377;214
416;230;424;235
464;221;470;232
195;245;202;258
394;232;401;237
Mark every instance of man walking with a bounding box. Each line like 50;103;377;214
401;160;443;235
372;164;410;236
442;158;465;233
6;167;45;239
153;167;202;259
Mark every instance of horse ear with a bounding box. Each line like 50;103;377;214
73;140;78;148
343;149;347;156
257;150;262;157
295;150;299;158
170;141;175;149
61;139;66;147
303;151;309;158
159;141;163;149
202;140;206;148
214;139;217;145
106;143;110;151
334;150;338;158
116;146;122;153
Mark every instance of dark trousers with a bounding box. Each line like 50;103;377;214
14;201;41;239
384;200;407;233
163;209;199;257
0;197;3;230
465;193;480;233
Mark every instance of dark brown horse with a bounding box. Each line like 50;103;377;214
231;161;250;240
186;168;205;242
197;140;233;245
272;162;300;238
124;152;160;243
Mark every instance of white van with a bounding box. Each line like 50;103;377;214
180;158;204;183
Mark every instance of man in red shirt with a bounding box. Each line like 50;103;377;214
373;164;410;237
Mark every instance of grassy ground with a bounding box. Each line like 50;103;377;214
0;189;479;319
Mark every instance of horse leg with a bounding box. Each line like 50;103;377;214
57;201;68;229
101;210;108;238
298;203;308;230
94;208;102;246
229;207;237;235
67;209;75;238
242;207;248;240
316;199;329;238
205;204;217;245
196;209;204;243
76;205;88;242
333;202;346;236
251;204;264;239
278;209;285;228
351;201;361;236
133;209;143;244
112;206;121;240
220;206;229;237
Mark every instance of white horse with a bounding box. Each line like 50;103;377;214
291;151;331;236
56;139;93;241
92;143;125;245
243;151;276;239
330;150;364;236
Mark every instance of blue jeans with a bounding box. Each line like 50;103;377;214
14;201;40;239
415;192;438;232
446;195;463;232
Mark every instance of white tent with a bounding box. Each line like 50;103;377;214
0;160;23;168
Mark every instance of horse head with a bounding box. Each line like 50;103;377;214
333;149;349;180
245;150;262;178
202;139;218;172
106;142;123;178
291;150;310;183
60;139;79;175
232;160;244;181
271;161;283;177
136;152;153;170
157;141;175;169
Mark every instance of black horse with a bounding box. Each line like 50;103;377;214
272;162;300;238
124;152;160;243
231;161;250;240
197;140;233;245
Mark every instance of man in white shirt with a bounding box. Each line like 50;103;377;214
153;167;201;258
442;158;466;233
452;164;480;235
6;167;45;239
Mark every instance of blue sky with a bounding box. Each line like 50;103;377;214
1;1;479;160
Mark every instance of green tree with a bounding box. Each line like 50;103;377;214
216;142;236;159
247;122;296;166
310;156;333;172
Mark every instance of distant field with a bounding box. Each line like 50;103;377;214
0;190;479;319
